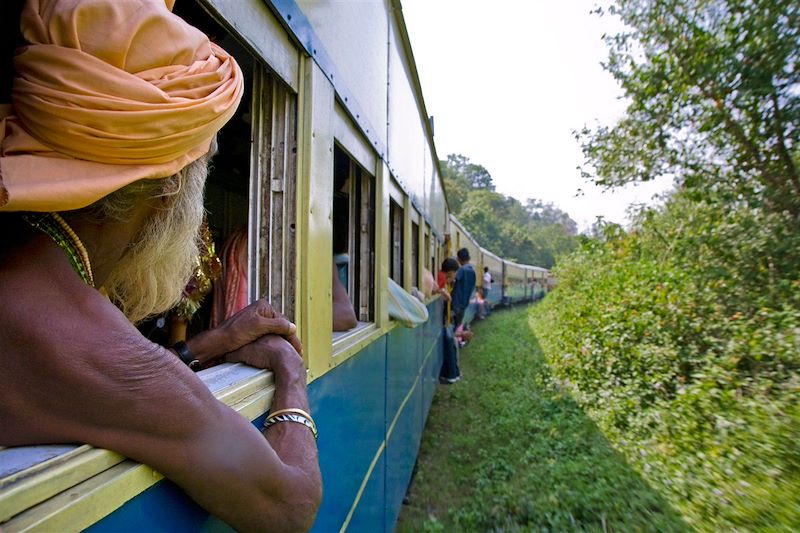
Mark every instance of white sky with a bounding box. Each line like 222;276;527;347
401;0;673;231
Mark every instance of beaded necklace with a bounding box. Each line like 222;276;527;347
23;212;95;287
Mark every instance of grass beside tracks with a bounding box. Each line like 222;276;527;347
396;305;686;532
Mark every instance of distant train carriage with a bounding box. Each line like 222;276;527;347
0;0;548;531
448;216;481;267
480;247;504;307
499;260;522;304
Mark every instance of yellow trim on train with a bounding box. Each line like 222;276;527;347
0;366;277;531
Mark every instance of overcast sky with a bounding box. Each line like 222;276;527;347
401;0;673;231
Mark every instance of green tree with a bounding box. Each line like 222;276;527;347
442;154;578;268
441;154;470;212
459;190;506;248
463;163;494;190
579;0;800;218
525;199;578;235
442;154;495;191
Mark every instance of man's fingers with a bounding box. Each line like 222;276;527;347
251;305;302;356
257;317;295;336
255;298;276;318
287;334;303;357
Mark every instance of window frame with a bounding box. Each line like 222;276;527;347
332;142;376;329
389;198;405;287
410;211;420;290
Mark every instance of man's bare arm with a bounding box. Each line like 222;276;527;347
0;266;321;532
332;264;358;331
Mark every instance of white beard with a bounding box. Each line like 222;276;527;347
102;160;208;324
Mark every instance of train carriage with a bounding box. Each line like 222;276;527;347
0;0;547;531
502;260;530;305
480;247;504;307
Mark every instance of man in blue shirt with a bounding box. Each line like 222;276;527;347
451;248;476;326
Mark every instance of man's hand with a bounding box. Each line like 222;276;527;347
225;334;303;374
186;299;303;363
218;299;302;355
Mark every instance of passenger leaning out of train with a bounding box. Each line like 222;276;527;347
437;257;460;302
332;260;359;331
421;267;437;299
452;248;477;326
332;222;358;332
0;2;321;531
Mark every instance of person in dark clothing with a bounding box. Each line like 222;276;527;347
451;248;476;327
438;257;461;384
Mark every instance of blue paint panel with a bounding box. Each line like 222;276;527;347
346;451;385;533
487;285;503;307
383;326;421;531
385;326;419;419
421;302;443;422
308;337;388;532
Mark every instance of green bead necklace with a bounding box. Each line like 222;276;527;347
23;212;95;287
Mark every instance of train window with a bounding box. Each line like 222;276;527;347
424;227;432;276
133;2;298;355
332;144;375;331
411;220;420;288
389;199;404;285
133;2;253;347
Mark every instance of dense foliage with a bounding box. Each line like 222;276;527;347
532;195;800;529
442;154;578;268
534;0;800;529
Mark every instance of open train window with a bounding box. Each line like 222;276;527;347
137;1;297;352
411;219;420;289
424;226;433;277
389;199;404;286
332;144;375;332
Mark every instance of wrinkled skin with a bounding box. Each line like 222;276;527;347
0;213;321;532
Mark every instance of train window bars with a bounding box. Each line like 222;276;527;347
124;0;301;346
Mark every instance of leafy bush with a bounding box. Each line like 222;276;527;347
531;194;800;530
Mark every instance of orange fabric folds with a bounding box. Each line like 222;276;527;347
0;0;244;212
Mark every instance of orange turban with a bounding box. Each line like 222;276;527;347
0;0;244;212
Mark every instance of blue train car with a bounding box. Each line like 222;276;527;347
0;0;547;530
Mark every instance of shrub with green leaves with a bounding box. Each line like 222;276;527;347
531;194;800;530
